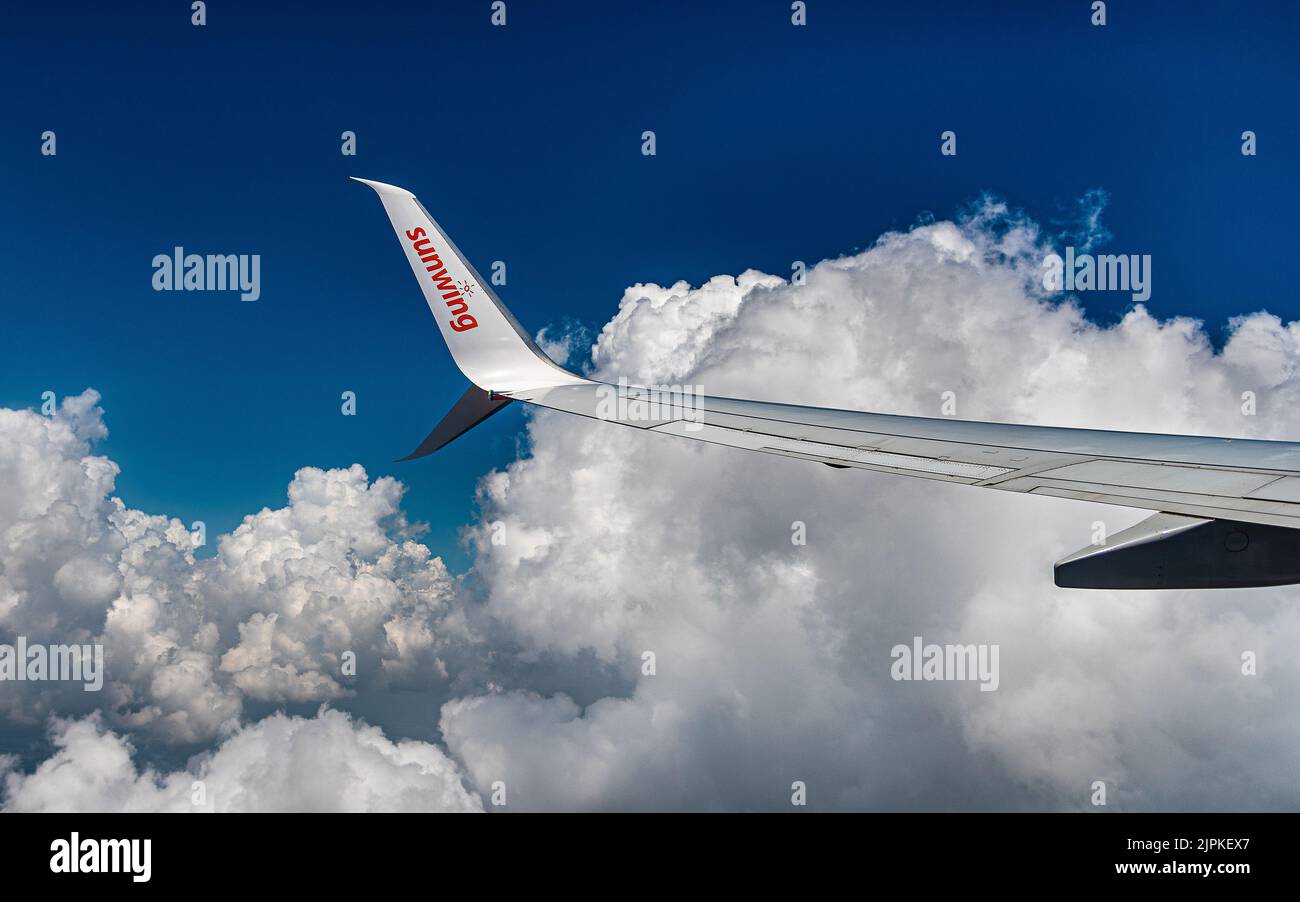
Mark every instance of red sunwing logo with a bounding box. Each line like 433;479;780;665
404;227;479;332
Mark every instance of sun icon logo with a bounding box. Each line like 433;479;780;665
457;279;477;298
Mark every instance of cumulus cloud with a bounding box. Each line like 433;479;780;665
0;398;466;743
5;197;1300;811
2;708;480;812
444;199;1300;810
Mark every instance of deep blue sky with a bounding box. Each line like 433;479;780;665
3;0;1296;566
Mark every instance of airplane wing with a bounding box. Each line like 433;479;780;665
353;178;1300;589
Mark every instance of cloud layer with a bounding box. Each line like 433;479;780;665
4;198;1300;810
2;708;480;812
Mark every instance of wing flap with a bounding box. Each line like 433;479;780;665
1028;460;1279;497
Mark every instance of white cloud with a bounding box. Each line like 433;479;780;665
0;399;465;742
2;708;481;812
443;200;1300;810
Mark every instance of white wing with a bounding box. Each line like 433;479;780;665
355;178;1300;589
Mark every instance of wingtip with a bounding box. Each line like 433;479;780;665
349;177;413;198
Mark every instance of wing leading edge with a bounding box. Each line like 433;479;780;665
354;177;1300;589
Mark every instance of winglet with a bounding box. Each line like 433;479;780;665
398;383;514;461
352;177;587;394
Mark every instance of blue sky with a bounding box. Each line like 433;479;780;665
3;0;1297;566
